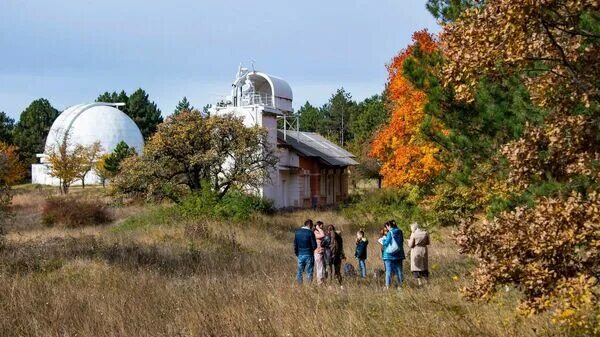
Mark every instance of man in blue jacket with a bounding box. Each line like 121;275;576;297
382;220;406;288
294;219;318;285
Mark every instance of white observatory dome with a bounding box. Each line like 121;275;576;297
44;103;144;155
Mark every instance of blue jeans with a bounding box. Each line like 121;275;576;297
358;259;367;278
296;255;314;285
384;259;403;288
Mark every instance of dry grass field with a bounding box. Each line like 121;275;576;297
0;187;562;337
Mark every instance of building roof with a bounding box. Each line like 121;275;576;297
277;130;358;167
254;72;293;102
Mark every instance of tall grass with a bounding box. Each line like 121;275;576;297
0;190;562;337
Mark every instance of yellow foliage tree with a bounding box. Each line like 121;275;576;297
94;154;112;188
46;132;88;194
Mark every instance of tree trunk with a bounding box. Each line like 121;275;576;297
377;176;382;189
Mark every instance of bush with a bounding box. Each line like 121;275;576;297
179;188;274;221
42;197;113;228
114;188;274;232
342;187;435;230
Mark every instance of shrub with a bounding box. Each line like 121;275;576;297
114;188;274;232
42;197;113;228
342;187;435;230
178;188;274;221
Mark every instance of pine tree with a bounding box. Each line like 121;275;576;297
173;96;194;116
349;94;388;144
96;90;128;105
319;88;357;146
104;141;137;175
297;101;322;132
127;89;163;139
13;99;59;165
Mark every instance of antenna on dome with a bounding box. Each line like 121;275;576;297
250;60;255;73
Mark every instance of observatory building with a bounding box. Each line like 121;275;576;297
32;102;144;186
213;66;357;209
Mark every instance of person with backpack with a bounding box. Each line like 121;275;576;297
326;224;345;285
382;220;405;288
354;230;368;278
294;219;317;285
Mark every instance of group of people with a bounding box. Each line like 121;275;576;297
294;219;430;288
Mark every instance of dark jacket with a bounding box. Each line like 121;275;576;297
382;227;405;261
355;238;368;260
331;233;345;264
294;227;317;257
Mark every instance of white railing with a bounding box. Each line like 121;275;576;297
240;92;274;107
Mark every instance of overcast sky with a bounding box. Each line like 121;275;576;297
0;0;439;119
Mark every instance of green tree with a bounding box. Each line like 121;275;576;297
13;98;59;165
297;101;323;132
202;104;211;117
173;96;194;116
319;88;357;146
104;141;137;175
96;90;129;105
350;94;388;144
127;88;163;139
426;0;476;22
0;112;15;144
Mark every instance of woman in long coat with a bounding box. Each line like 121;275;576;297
408;223;430;286
326;224;345;284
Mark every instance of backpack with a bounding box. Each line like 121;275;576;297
344;263;356;276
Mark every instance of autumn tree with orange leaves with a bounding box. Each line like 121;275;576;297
369;31;443;187
0;141;25;233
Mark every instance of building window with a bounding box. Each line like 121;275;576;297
303;170;311;198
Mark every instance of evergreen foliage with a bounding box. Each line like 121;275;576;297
0;112;15;144
13;98;59;165
297;101;322;132
104;141;137;175
349;94;388;144
173;96;194;116
318;88;357;146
